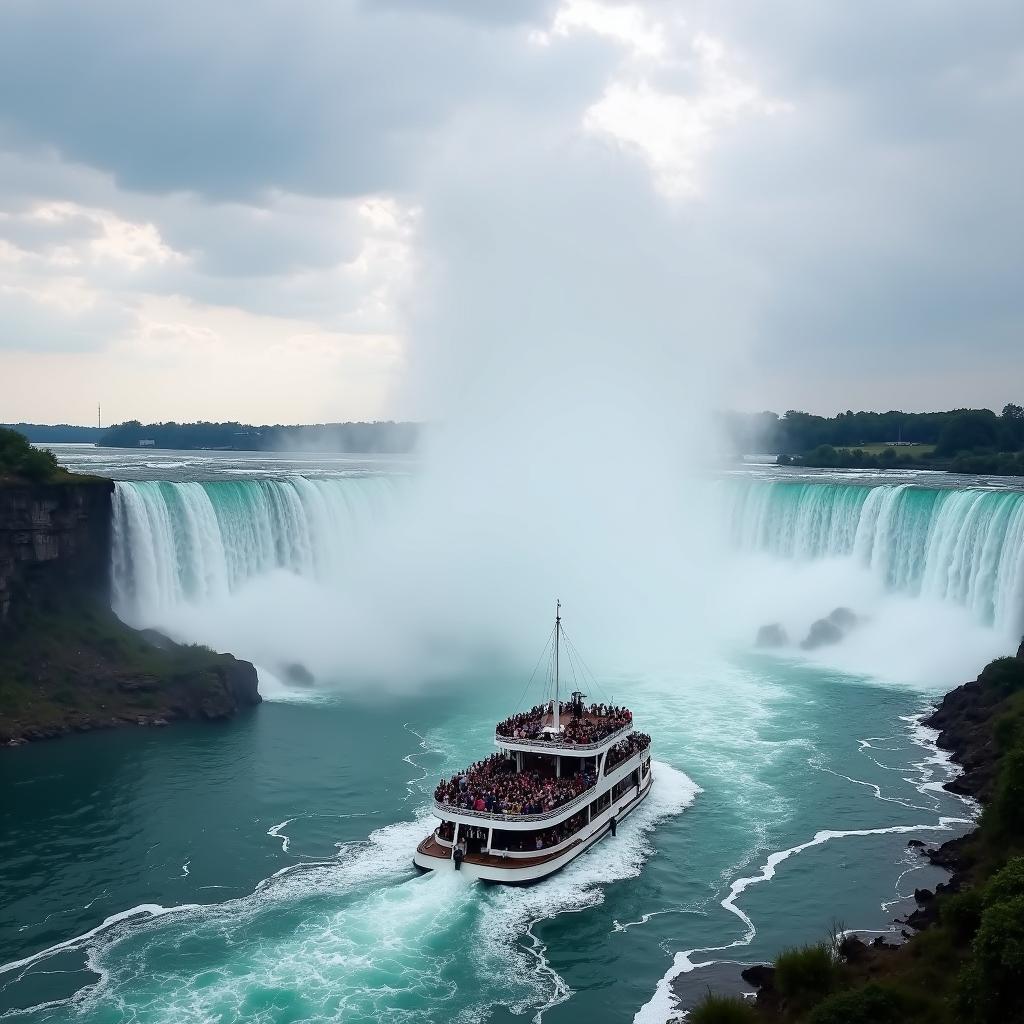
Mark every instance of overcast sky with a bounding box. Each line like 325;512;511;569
0;0;1021;425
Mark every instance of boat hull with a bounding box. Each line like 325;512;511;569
413;772;653;884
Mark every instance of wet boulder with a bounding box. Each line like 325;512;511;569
741;964;775;991
282;662;315;687
828;606;859;629
800;607;860;649
756;623;788;648
801;617;844;649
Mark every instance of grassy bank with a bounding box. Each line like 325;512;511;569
0;599;260;744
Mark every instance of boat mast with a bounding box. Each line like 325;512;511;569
554;600;561;732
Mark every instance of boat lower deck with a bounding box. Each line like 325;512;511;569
414;772;653;884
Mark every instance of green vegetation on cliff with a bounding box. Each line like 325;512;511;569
0;426;66;482
0;440;261;744
0;598;260;744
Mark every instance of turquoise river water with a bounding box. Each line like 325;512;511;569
2;449;1022;1023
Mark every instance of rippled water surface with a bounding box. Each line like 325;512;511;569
1;662;975;1022
0;449;1003;1022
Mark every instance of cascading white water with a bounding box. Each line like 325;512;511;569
112;477;400;620
727;481;1024;633
112;476;1024;652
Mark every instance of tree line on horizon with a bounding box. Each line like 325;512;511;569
4;420;420;454
722;405;1024;475
9;405;1024;473
722;404;1024;454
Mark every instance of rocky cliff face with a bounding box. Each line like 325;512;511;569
0;479;261;745
0;480;114;627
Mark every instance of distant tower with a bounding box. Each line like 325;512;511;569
98;403;102;430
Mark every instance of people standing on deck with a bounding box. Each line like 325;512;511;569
496;704;633;745
434;753;602;815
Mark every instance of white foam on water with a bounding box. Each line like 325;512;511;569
634;815;971;1024
1;769;696;1024
808;759;932;813
251;664;335;704
902;713;981;816
266;819;293;853
0;814;433;1019
636;709;981;1023
402;722;445;803
470;762;701;1022
880;853;934;914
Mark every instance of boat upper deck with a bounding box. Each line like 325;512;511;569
495;701;633;752
434;731;652;823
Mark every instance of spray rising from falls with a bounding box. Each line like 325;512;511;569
110;477;1024;686
727;481;1024;634
114;477;1024;630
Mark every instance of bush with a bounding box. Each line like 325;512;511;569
987;745;1024;840
978;657;1024;698
773;944;837;1004
941;889;983;941
806;982;908;1024
954;962;984;1023
984;857;1024;907
994;699;1024;752
957;895;1024;1022
0;426;61;481
18;446;60;481
688;993;758;1024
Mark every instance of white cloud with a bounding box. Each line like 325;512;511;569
29;201;182;270
0;0;1021;422
537;0;667;59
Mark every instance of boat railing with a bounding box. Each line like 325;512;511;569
493;721;633;751
605;736;651;774
434;744;649;822
434;784;596;823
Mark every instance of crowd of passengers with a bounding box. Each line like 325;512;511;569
605;732;651;772
495;701;632;744
517;811;587;851
434;752;597;815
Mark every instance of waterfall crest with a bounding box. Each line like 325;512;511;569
728;481;1024;632
112;477;399;619
112;476;1024;639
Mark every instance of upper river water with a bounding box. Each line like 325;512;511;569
3;447;1021;1023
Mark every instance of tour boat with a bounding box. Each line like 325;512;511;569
414;603;653;884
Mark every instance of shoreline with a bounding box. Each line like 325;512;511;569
1;603;262;747
721;639;1024;1023
643;702;975;1023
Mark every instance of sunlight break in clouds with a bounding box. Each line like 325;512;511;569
538;1;790;199
536;0;668;59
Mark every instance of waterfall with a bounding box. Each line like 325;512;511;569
113;475;1024;641
728;481;1024;633
112;477;400;619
